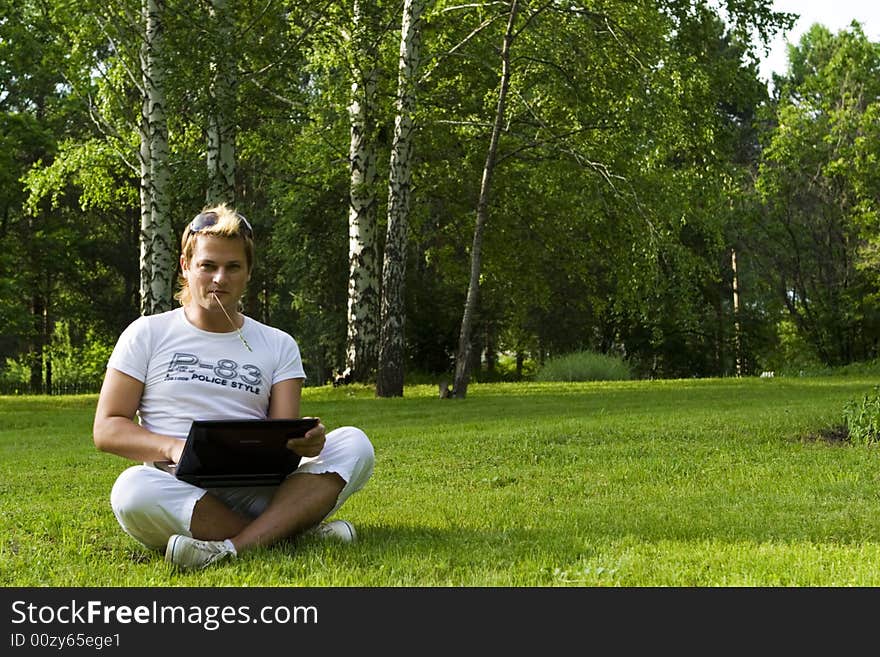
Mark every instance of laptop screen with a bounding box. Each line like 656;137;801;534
174;418;318;487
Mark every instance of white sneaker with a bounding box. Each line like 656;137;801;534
165;534;237;570
306;519;357;543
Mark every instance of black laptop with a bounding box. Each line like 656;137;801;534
158;418;318;487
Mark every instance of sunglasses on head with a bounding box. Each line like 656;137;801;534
188;211;253;238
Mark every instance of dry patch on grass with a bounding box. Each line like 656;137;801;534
801;425;849;444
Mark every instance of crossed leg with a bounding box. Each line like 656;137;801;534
190;471;345;552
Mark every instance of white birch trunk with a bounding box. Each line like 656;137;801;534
144;0;174;313
732;248;742;377
138;23;153;317
376;0;425;397
206;0;237;205
344;0;380;383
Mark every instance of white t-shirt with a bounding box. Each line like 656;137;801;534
107;307;306;438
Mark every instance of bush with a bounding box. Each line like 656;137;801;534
534;350;632;382
763;317;824;375
0;322;112;394
843;385;880;445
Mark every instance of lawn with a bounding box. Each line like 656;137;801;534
2;375;879;586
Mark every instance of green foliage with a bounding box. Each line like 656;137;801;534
489;352;537;381
763;317;823;375
0;0;870;387
0;359;30;391
843;385;880;445
46;321;114;387
23;138;137;213
755;23;880;366
0;322;112;393
534;350;632;382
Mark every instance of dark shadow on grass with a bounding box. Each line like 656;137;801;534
131;506;876;568
799;424;849;444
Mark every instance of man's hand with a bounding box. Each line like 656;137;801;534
168;439;185;464
286;418;326;457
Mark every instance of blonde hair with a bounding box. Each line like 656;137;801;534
175;203;255;306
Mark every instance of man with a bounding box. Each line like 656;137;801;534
93;204;374;570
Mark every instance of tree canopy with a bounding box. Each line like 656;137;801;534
2;0;877;393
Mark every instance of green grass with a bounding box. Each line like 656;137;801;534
2;375;880;586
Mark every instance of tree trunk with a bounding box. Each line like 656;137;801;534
206;0;237;206
344;0;380;384
29;293;44;393
731;248;741;376
140;0;174;315
451;0;518;398
484;320;496;375
376;0;425;397
138;2;153;316
43;287;53;393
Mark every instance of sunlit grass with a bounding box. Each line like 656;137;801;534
2;376;879;586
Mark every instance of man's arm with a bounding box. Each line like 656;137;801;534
92;368;184;463
269;377;325;458
267;377;303;419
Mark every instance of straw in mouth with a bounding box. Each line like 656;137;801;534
212;292;253;352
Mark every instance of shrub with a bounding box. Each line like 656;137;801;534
534;350;632;382
843;385;880;445
764;317;824;375
0;322;113;394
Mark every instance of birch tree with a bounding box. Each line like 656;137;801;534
376;0;426;397
15;0;176;318
140;0;174;315
344;0;381;383
205;0;237;206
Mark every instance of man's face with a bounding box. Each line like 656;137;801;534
181;234;251;313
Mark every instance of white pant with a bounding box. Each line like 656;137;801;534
110;426;375;549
